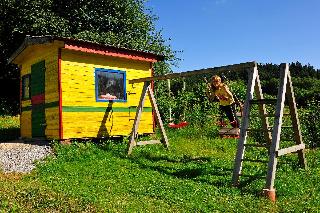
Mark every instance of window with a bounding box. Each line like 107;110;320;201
22;74;31;100
95;68;126;102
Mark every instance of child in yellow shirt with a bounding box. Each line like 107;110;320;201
206;75;240;131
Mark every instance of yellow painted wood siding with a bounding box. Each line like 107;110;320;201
61;49;153;138
18;43;60;139
45;107;60;139
20;111;31;138
62;111;152;138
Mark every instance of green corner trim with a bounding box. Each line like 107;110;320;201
21;101;59;112
62;106;153;112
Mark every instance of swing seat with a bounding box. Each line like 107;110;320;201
168;121;189;129
222;135;240;139
219;127;240;138
216;120;227;127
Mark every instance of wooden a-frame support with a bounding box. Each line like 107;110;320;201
127;81;169;155
232;63;307;201
127;61;257;155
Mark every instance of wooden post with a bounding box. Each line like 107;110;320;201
232;66;258;185
129;62;257;84
265;63;289;193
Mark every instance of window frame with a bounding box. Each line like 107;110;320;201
21;74;31;100
95;68;127;102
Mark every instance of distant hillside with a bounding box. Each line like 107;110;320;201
222;62;320;107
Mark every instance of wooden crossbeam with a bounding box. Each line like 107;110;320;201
249;99;278;105
276;144;305;157
219;127;240;135
136;140;161;146
129;61;257;83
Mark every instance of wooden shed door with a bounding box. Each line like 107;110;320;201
31;60;46;138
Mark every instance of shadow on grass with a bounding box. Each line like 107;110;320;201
0;128;20;142
120;150;236;187
96;140;267;195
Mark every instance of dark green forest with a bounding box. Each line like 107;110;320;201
0;0;176;115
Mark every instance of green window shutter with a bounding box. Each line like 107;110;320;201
31;60;45;96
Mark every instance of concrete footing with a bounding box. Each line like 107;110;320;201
263;188;276;202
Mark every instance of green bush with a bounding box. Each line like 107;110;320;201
0;116;20;141
299;100;320;148
156;78;247;127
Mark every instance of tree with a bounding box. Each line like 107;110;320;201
0;0;176;115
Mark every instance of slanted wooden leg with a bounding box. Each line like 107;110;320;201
147;86;169;148
232;67;257;186
127;82;149;155
254;73;272;146
265;64;289;198
286;67;307;168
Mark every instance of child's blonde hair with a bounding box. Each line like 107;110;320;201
211;75;221;82
210;75;224;90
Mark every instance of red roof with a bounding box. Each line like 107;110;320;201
9;35;165;63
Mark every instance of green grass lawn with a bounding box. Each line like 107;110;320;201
1;122;319;212
0;115;20;141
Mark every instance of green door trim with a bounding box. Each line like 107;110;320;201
31;60;46;138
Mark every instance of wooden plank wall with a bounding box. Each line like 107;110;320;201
60;50;153;139
19;43;60;139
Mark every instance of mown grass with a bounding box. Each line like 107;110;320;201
0;115;20;141
0;122;319;212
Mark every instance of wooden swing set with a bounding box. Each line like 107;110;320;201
127;61;306;201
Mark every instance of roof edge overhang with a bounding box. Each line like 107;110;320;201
8;36;55;64
8;35;165;64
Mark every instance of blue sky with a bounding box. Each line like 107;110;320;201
146;0;320;72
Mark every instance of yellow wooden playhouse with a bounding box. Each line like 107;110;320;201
9;35;163;140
